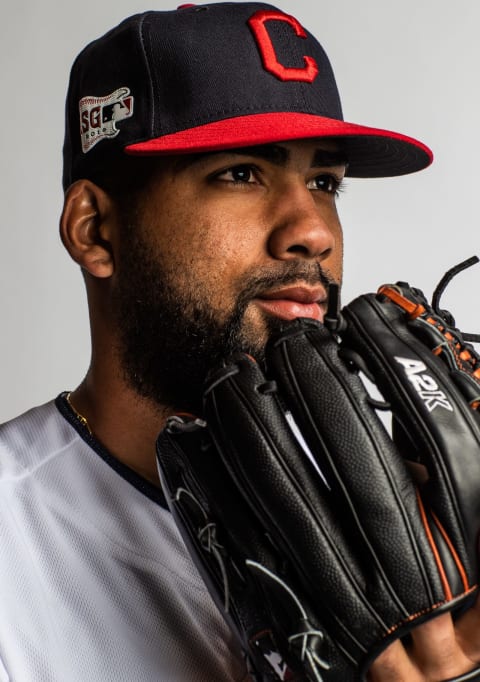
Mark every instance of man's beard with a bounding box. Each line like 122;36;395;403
111;224;336;415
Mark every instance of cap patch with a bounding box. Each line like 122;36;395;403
79;87;134;153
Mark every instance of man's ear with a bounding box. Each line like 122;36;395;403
60;180;117;278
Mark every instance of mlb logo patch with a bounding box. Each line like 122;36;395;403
79;87;134;153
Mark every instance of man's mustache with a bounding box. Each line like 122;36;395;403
236;262;338;305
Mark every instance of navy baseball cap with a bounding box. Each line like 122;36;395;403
62;2;433;189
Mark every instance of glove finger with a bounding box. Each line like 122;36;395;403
157;407;354;679
264;320;449;611
203;339;448;668
204;354;402;663
203;357;367;591
341;291;480;591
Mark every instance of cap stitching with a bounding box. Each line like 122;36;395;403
138;13;155;137
168;100;320;125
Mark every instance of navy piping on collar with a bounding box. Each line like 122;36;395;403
55;392;168;509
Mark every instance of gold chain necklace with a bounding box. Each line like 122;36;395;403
65;392;93;435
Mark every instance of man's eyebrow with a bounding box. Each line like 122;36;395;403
172;145;289;171
172;144;348;171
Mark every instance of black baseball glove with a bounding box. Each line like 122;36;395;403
156;257;480;681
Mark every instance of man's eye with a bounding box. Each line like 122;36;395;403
216;165;257;184
307;174;343;194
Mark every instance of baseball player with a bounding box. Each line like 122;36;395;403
1;3;479;681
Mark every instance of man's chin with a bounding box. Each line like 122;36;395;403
233;312;289;366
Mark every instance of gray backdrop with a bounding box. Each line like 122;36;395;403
1;1;478;422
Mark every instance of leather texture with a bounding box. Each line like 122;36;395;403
156;285;480;681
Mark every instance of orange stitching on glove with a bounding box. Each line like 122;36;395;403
416;491;452;601
384;583;479;636
430;510;470;592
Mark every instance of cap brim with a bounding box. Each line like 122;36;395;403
125;112;432;178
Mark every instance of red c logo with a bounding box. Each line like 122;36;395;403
248;10;319;83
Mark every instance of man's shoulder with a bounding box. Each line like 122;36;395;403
0;397;77;478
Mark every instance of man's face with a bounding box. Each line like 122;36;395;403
111;139;346;413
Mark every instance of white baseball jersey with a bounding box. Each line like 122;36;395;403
0;394;249;681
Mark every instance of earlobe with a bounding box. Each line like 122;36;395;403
60;180;115;278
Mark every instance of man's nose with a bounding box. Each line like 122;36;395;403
267;184;338;261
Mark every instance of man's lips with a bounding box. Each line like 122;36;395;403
253;285;328;322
